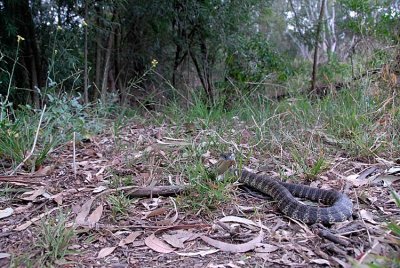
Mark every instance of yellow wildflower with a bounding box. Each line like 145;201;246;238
151;59;158;68
17;35;25;43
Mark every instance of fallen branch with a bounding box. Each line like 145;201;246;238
0;175;46;186
313;223;350;247
77;222;210;231
315;228;349;247
126;185;188;197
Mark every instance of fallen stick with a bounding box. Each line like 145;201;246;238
314;227;350;247
126;185;188;197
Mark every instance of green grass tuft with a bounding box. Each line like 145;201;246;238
35;211;76;266
107;192;132;219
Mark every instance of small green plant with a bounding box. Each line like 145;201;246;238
111;114;126;148
181;160;234;212
0;109;61;171
10;252;35;268
109;175;134;188
363;191;400;268
107;192;132;219
35;211;76;266
290;148;328;180
305;158;328;180
0;183;27;203
387;191;400;239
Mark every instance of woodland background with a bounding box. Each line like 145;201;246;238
0;1;400;267
1;0;398;109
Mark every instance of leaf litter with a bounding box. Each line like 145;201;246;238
0;120;399;267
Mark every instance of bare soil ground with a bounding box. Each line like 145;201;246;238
1;121;399;267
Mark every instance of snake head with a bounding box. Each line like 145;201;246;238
215;153;236;175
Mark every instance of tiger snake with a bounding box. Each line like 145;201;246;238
215;153;353;224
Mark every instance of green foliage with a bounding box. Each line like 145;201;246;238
0;91;122;172
36;211;76;266
226;34;292;83
107;192;132;219
338;0;400;41
0;183;26;203
0;109;61;170
183;160;234;211
388;191;400;239
109;175;134;188
44;93;91;140
363;191;400;268
165;90;229;129
368;48;392;68
290;147;328;180
319;90;381;156
318;57;352;82
10;253;35;268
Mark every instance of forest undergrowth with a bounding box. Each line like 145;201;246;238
1;71;400;267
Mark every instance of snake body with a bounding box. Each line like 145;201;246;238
239;169;353;224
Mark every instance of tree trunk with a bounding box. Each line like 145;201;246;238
93;5;102;101
9;0;43;108
323;0;337;63
83;0;89;104
200;41;213;105
310;0;326;93
101;26;115;103
114;22;126;106
189;38;214;106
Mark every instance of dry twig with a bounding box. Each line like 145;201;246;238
10;105;46;175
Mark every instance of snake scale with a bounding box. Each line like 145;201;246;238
217;154;353;224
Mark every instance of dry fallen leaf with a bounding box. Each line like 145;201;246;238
95;166;106;177
93;185;108;193
220;216;269;230
15;207;59;231
373;174;400;187
144;233;175;253
359;209;378;224
156;212;178;226
0;208;14;219
35;165;55;176
156;197;179;226
84;171;93;182
201;230;264;253
20;187;46;201
141;198;162;211
75;198;94;225
0;253;11;259
119;231;141;247
387;166;400;174
176;248;219;257
14;203;33;214
162;234;185;248
254;243;279;253
142;207;168;219
310;258;331;265
345;174;369;187
97;246;117;258
172;230;199;242
87;204;103;225
51;192;64;205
